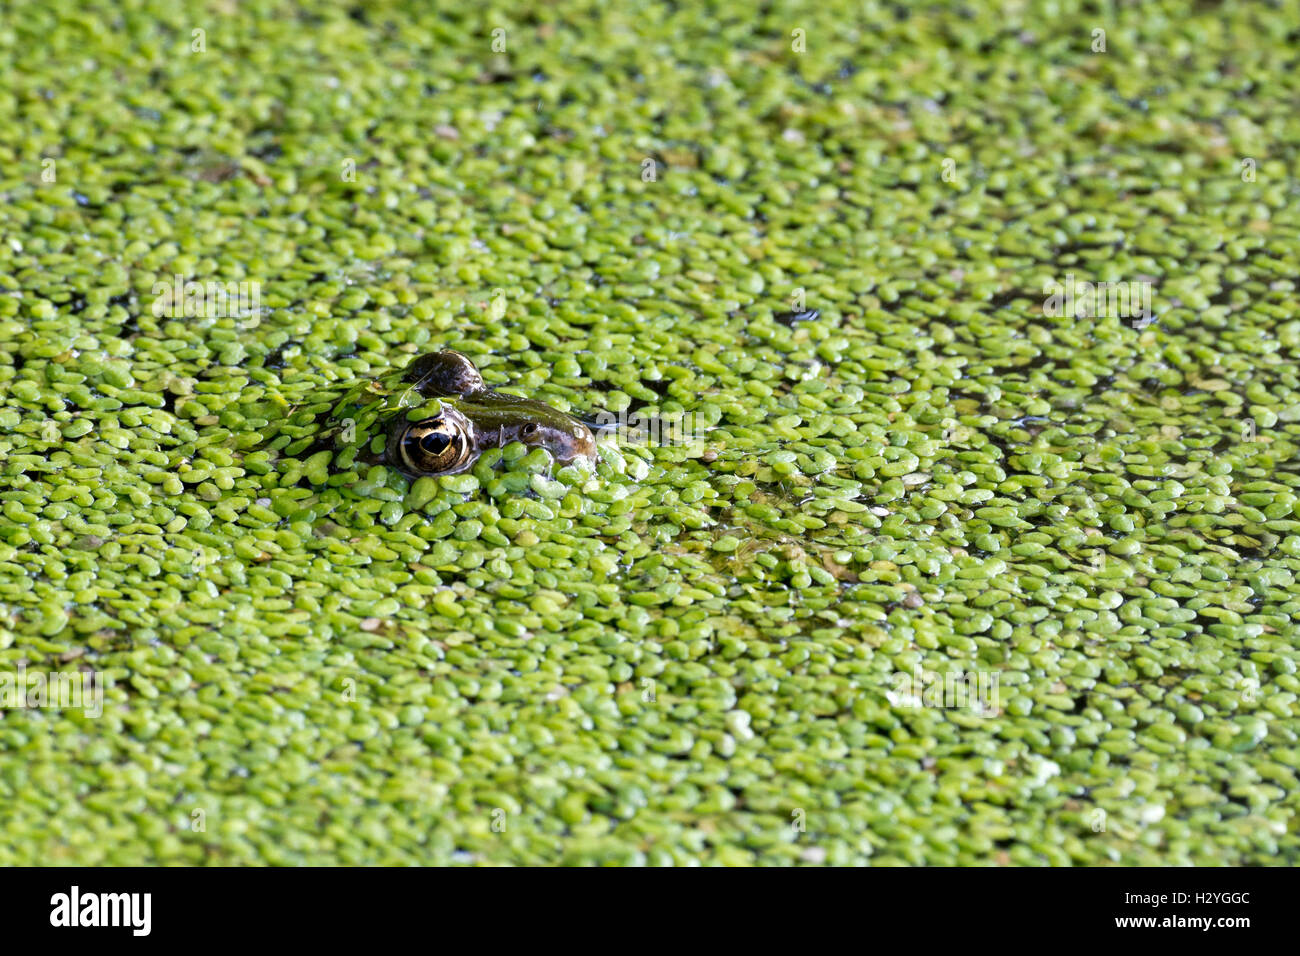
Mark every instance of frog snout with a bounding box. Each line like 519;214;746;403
531;420;597;465
568;421;597;464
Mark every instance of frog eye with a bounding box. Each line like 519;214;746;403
521;423;539;438
397;417;471;474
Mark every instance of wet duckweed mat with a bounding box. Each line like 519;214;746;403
1;0;1299;864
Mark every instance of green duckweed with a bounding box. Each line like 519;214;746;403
0;0;1298;866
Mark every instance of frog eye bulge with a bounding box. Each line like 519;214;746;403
404;350;485;397
397;417;472;474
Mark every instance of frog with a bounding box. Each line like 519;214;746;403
382;350;599;476
277;350;599;480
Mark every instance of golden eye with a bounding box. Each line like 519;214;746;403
396;417;471;474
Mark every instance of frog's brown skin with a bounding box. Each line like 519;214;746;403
383;350;598;477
